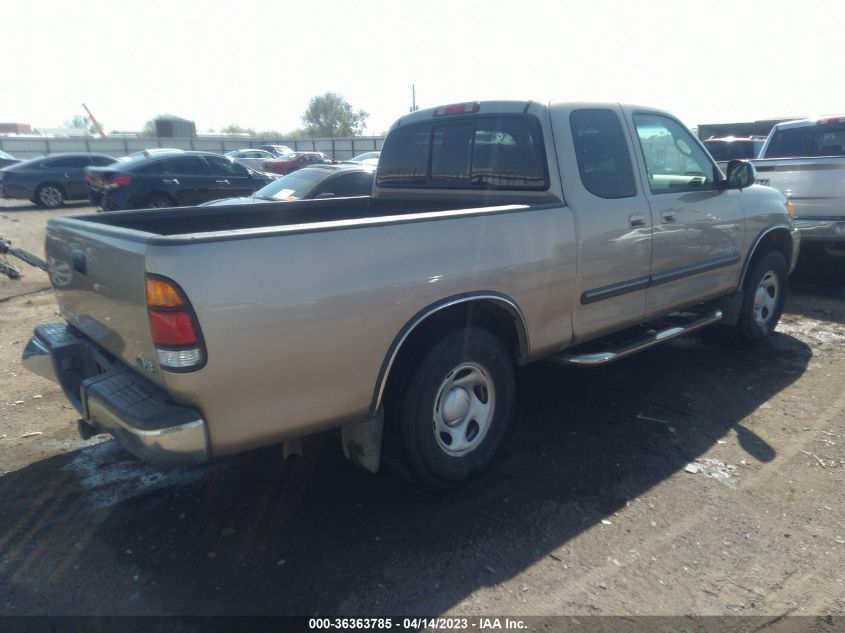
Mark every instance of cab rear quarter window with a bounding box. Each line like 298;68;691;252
377;115;549;190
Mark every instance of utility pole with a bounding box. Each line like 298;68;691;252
81;103;107;138
410;84;419;113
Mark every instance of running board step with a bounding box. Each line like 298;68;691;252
549;308;723;366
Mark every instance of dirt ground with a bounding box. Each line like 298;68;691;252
0;198;843;618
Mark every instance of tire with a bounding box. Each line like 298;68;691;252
391;327;515;487
34;184;65;209
142;194;175;209
734;250;788;343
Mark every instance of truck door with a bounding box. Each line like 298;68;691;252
629;112;745;317
554;106;653;341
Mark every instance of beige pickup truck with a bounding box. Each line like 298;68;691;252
23;101;800;487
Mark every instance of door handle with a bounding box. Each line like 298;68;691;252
215;179;230;185
628;213;647;228
661;210;677;223
162;178;179;185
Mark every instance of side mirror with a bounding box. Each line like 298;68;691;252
722;160;757;190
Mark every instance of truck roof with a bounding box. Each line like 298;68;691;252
390;100;676;131
770;116;845;131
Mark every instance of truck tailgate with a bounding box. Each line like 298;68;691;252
753;157;845;218
44;218;163;387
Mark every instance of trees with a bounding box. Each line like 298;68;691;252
301;92;368;138
221;123;256;136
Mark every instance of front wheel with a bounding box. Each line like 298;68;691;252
734;250;788;343
392;327;515;487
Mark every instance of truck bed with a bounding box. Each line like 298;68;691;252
76;194;555;238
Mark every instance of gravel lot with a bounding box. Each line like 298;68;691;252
0;198;843;617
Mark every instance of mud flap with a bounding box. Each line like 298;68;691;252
712;292;743;326
341;408;384;473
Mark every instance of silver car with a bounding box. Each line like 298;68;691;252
225;149;277;172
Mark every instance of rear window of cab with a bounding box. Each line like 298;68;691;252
377;115;548;190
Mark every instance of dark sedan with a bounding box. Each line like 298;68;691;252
0;150;20;169
0;153;118;208
202;163;374;206
86;149;276;211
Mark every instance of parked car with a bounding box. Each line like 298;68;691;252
118;148;182;162
346;151;380;167
24;100;798;489
0;153;118;208
751;116;845;255
702;136;765;166
257;144;295;157
0;150;20;169
224;149;277;171
85;149;275;211
203;164;375;206
262;151;335;175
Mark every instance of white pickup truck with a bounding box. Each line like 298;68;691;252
23;100;800;487
753;117;845;254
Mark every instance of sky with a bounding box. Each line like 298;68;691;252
3;0;844;136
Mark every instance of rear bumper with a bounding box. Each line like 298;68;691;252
22;322;209;467
794;217;845;242
0;182;31;200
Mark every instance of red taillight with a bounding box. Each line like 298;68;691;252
145;275;205;370
434;102;480;117
148;310;199;346
108;174;133;187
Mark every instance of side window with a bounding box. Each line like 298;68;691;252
138;160;166;174
634;114;715;193
323;172;374;197
90;155;116;166
145;156;208;175
205;155;249;176
45;156;90;168
570;109;637;199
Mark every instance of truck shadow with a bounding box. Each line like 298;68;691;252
0;201;91;213
788;245;845;326
0;329;811;615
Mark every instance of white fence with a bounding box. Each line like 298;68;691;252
0;135;385;161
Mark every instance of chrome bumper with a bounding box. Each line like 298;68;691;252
794;218;845;242
22;322;209;467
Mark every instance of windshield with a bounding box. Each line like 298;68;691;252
253;167;329;200
0;150;13;160
703;140;759;161
765;122;845;157
349;152;379;162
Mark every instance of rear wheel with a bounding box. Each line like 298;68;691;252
143;194;175;209
391;327;515;487
35;184;65;209
734;250;788;343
